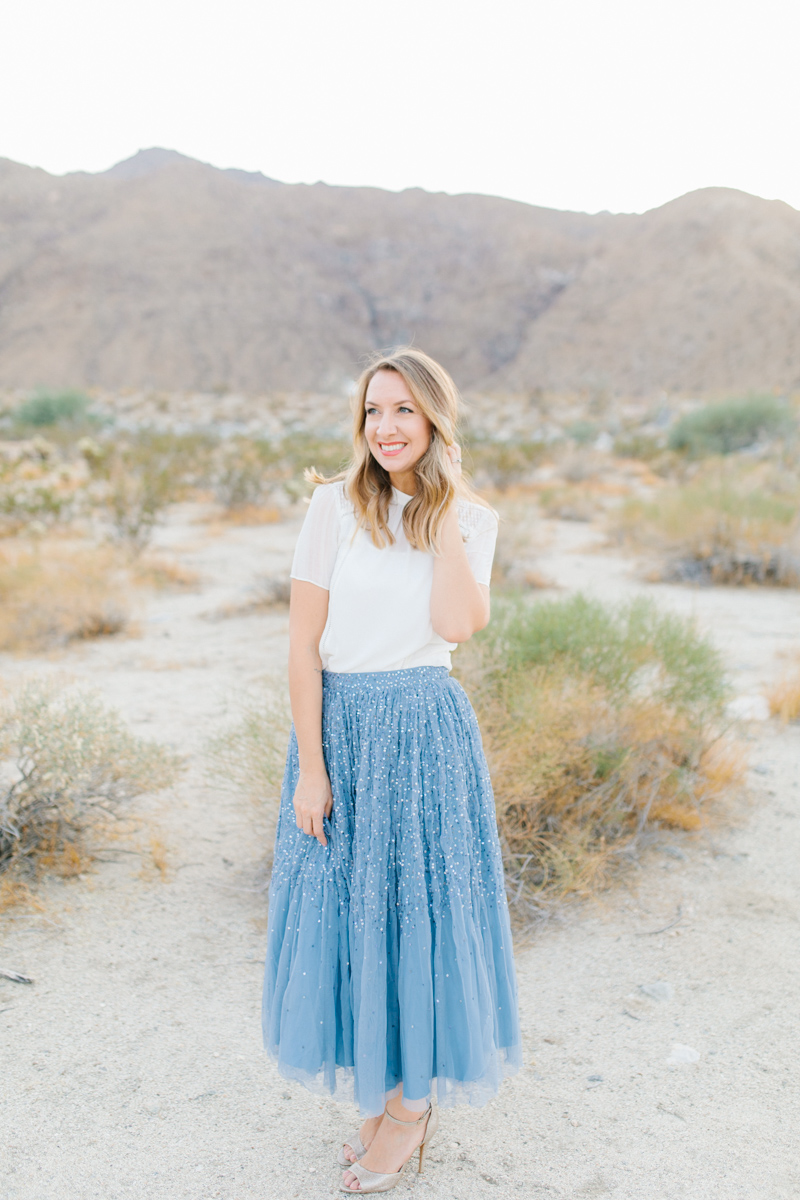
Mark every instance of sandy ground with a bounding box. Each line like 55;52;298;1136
1;508;799;1200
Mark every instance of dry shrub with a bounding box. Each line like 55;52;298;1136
616;463;800;586
218;503;283;526
107;457;176;556
766;668;800;723
205;683;289;805
0;875;45;913
131;555;200;590
0;436;91;535
0;540;129;651
539;484;597;522
205;683;290;867
465;439;548;491
0;677;182;883
205;574;292;621
142;833;170;880
456;593;737;918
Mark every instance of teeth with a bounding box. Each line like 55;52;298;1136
380;443;406;452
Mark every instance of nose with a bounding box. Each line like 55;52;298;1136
376;413;398;438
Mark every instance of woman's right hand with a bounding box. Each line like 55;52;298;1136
293;766;334;847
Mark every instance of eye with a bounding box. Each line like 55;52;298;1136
398;406;413;413
365;406;378;415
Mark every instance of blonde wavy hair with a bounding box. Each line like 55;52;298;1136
307;347;491;553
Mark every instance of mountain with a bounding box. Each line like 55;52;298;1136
0;150;798;395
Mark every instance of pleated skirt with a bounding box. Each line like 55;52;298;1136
262;665;522;1117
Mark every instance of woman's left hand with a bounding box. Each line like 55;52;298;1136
447;443;462;481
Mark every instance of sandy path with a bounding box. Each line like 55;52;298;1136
1;510;798;1200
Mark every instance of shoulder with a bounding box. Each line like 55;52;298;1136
455;497;498;540
305;479;349;516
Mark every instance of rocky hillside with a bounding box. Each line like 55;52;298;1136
1;149;798;395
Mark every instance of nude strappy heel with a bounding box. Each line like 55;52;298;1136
340;1103;438;1194
337;1131;367;1167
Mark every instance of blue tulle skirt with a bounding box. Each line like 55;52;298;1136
262;666;522;1117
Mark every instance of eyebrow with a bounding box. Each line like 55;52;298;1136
364;399;416;409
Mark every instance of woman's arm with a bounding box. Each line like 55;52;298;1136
288;579;333;846
430;446;491;644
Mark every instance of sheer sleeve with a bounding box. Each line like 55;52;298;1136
290;483;342;590
460;504;499;588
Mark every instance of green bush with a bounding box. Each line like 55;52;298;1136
456;593;735;914
567;420;597;445
668;395;793;457
613;433;664;461
15;390;93;428
480;592;726;715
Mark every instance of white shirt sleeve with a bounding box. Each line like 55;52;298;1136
290;483;342;590
462;505;499;587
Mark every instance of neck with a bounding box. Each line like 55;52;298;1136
388;469;417;496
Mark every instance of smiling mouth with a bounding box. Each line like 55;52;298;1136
378;442;407;455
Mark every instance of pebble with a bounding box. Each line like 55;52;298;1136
640;982;674;1002
666;1043;700;1064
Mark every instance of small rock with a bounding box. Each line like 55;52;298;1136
666;1043;700;1064
143;1100;161;1115
587;1075;603;1082
640;982;674;1002
751;763;771;775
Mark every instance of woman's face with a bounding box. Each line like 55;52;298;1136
364;370;432;485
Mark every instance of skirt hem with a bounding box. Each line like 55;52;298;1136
264;1043;523;1118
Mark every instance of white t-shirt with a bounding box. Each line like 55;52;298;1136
290;481;499;673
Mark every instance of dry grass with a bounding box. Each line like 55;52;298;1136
455;593;739;917
0;540;130;651
216;503;283;526
143;833;170;880
131;555;200;590
766;668;800;723
0;875;46;913
204;682;289;806
204;682;290;870
615;462;800;586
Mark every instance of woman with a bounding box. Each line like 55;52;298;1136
262;348;521;1194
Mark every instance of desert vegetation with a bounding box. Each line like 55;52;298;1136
0;677;181;887
667;394;793;458
455;593;739;918
205;685;290;807
766;660;800;723
1;381;796;906
614;458;800;585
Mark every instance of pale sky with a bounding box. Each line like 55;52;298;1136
1;0;798;214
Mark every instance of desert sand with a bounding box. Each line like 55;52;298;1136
1;507;799;1200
